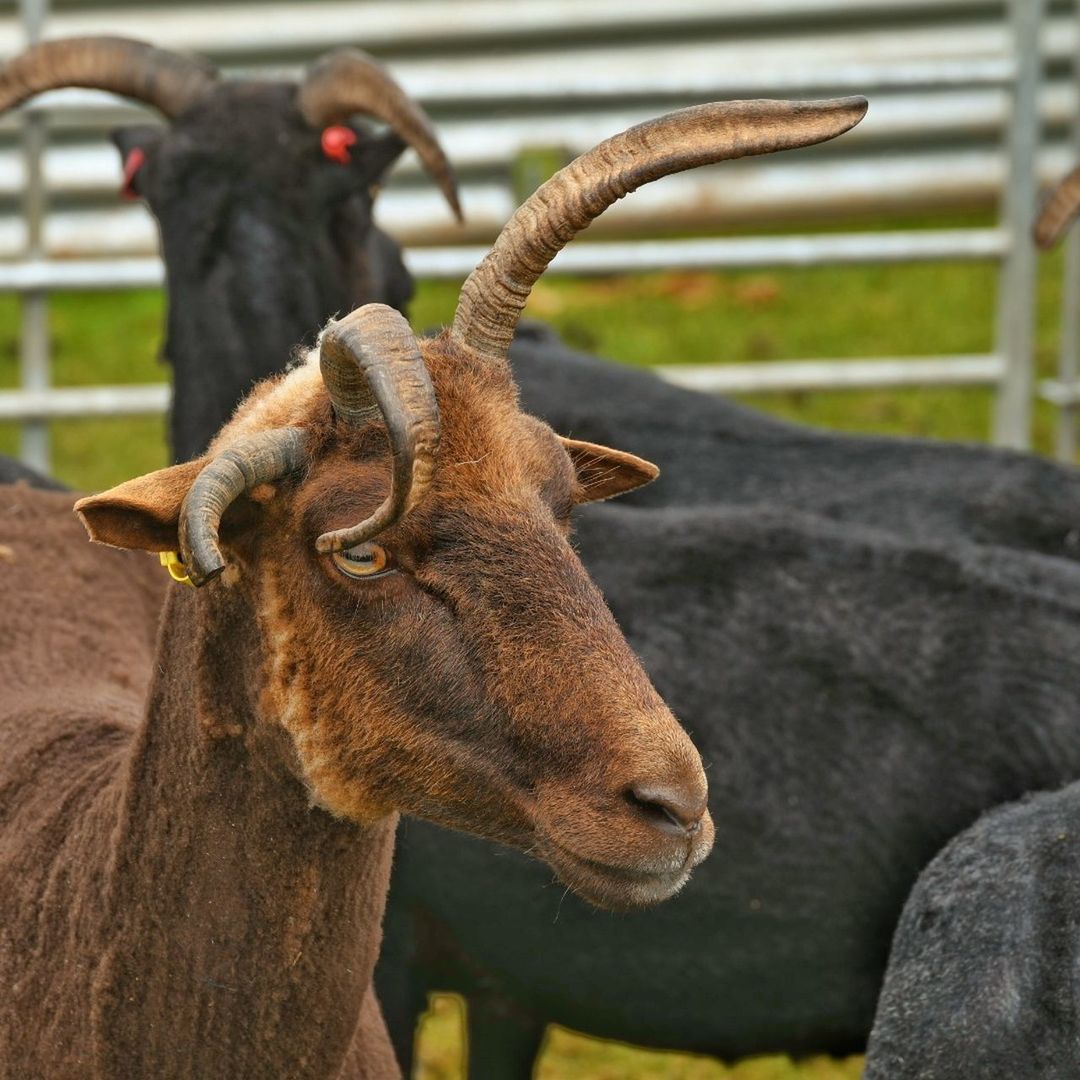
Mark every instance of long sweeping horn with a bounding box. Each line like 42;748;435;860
316;304;440;554
451;96;868;361
299;49;462;223
1035;164;1080;250
0;35;218;120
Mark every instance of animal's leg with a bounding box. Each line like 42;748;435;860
375;909;437;1079
337;988;403;1080
379;975;432;1078
465;992;545;1080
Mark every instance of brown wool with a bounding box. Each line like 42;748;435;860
0;91;870;1077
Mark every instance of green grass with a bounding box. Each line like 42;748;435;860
0;212;1070;1075
0;289;168;489
414;994;865;1080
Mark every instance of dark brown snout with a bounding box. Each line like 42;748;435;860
533;713;715;911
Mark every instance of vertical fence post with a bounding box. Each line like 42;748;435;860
18;0;50;473
1055;0;1080;463
992;0;1043;449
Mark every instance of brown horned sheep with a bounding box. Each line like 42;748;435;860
0;95;864;1077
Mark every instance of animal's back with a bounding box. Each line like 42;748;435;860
509;324;1080;561
0;484;163;725
865;783;1080;1080
0;455;66;491
0;485;165;1075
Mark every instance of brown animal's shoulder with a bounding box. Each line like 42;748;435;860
0;485;164;712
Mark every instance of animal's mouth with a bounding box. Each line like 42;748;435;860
537;834;699;911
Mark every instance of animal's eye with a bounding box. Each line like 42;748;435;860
331;541;391;579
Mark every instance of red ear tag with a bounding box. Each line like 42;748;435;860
121;147;146;200
321;125;358;164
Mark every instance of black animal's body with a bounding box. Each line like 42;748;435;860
0;456;65;490
120;83;415;463
512;323;1080;559
377;504;1080;1073
864;781;1080;1080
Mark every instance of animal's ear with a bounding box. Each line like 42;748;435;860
75;457;209;552
559;436;659;504
109;125;164;200
353;128;408;184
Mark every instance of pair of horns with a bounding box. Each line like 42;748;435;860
179;304;437;586
0;35;460;221
1035;165;1080;250
162;95;869;586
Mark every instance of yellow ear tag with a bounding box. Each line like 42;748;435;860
159;550;194;587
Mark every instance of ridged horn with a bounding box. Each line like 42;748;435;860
178;427;307;587
299;48;462;223
451;96;869;361
316;304;440;554
1035;165;1080;250
0;35;218;120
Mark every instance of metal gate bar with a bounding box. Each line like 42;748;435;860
991;0;1044;448
17;0;48;472
1042;0;1080;461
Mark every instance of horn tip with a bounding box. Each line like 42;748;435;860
315;530;343;555
825;94;869;130
1034;221;1060;251
187;559;225;588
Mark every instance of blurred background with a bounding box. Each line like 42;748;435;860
0;1;1076;1076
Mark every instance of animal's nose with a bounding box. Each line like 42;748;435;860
625;783;707;836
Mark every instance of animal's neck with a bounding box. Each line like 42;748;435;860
163;243;356;462
98;585;396;1077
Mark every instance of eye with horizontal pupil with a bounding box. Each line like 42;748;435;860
331;541;391;579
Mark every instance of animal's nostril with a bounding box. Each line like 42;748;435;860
625;784;706;836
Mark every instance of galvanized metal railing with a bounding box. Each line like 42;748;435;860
0;0;1061;469
1044;1;1080;460
16;0;48;471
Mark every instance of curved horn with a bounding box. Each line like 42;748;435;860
179;427;307;587
1035;164;1080;250
298;48;462;223
0;35;218;120
316;304;440;554
451;96;869;361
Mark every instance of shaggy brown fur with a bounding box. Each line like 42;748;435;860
1;486;400;1077
0;331;710;1077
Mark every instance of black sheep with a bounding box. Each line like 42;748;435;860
864;780;1080;1080
0;36;460;465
